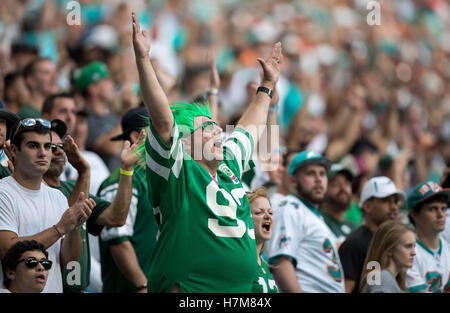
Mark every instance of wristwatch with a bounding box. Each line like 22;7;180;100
256;86;273;98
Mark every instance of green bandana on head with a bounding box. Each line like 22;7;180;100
170;102;212;137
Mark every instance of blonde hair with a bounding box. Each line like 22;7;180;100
247;187;271;260
359;220;414;293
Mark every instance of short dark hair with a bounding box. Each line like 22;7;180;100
23;57;52;80
408;194;448;226
42;92;74;115
3;72;23;101
2;240;48;288
10;121;52;149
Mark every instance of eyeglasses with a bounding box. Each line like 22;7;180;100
50;143;64;153
17;257;53;271
193;120;220;134
12;118;51;142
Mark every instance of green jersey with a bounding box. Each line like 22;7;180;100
145;122;258;292
50;181;109;292
0;165;11;179
252;259;278;293
97;165;158;293
321;211;358;246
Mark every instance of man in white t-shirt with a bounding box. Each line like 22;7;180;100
406;181;450;293
0;118;95;292
266;150;345;293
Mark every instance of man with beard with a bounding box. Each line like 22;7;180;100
338;176;405;293
320;163;358;247
266;150;345;293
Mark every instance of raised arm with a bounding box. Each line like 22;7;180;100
207;51;220;123
95;131;145;226
132;12;173;146
236;42;282;147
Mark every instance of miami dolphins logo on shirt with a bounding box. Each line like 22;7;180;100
219;164;240;184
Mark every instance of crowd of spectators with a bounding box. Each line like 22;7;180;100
0;0;449;293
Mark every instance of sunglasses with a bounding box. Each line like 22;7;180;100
50;143;65;153
12;118;51;142
17;257;53;271
193;120;220;134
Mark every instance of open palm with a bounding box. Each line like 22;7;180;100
132;12;150;59
257;42;283;86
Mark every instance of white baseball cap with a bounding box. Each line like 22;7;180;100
359;176;406;208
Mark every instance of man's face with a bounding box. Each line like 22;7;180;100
12;131;52;177
44;98;76;135
364;194;401;226
73;115;88;148
190;116;223;168
47;131;66;177
31;60;58;96
97;78;115;103
293;164;328;205
6;250;49;293
0;118;6;147
325;173;352;211
411;200;448;235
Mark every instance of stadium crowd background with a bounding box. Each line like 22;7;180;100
0;0;449;293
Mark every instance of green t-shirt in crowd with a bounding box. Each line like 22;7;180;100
17;104;42;119
321;211;358;245
344;200;363;226
0;165;11;179
97;165;158;293
50;180;109;292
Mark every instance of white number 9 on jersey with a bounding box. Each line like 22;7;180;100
206;181;250;238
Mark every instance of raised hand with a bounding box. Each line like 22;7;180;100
207;51;220;90
3;141;14;173
132;12;150;60
120;129;145;170
257;42;283;89
64;135;89;172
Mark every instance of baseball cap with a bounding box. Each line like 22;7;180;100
73;61;109;92
0;109;20;140
50;119;67;139
359;176;405;208
327;163;354;182
288;150;331;176
406;181;450;211
110;107;149;141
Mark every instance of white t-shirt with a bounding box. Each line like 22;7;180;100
0;176;69;293
266;194;345;293
406;237;450;293
81;150;110;195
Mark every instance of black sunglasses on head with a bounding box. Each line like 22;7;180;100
17;256;53;271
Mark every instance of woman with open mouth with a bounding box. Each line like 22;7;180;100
248;187;279;293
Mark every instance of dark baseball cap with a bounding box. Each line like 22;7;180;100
0;109;20;140
406;181;450;211
288;150;331;176
50;119;67;139
111;107;149;141
327;163;354;182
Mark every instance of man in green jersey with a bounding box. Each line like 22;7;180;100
42;119;143;292
132;12;282;292
97;106;159;293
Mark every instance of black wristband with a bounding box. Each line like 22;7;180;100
136;284;147;291
256;86;273;98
